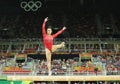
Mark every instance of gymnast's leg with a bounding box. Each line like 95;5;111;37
45;42;65;75
52;42;65;52
45;48;52;75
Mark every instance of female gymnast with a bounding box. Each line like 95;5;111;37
42;17;66;75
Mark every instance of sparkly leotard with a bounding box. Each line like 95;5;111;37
42;20;64;52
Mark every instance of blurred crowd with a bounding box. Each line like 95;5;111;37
32;81;120;84
33;53;120;76
1;53;120;76
0;12;120;39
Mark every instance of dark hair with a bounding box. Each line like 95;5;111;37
47;26;52;30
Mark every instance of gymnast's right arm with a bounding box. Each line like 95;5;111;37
42;17;48;36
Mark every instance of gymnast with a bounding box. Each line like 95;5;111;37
42;17;66;75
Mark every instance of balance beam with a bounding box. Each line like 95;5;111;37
7;75;120;81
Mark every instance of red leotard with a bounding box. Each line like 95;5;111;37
42;20;64;52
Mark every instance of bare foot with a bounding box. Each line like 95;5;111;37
61;42;65;48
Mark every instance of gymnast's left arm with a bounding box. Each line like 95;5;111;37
53;26;66;38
